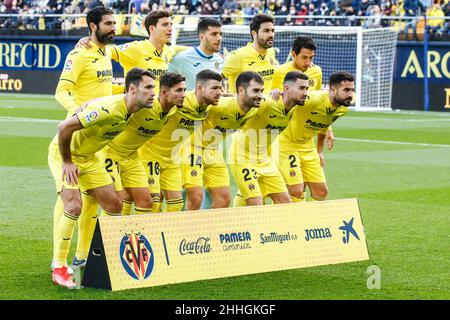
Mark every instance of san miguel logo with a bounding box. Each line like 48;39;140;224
119;229;154;280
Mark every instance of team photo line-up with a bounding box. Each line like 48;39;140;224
49;6;355;289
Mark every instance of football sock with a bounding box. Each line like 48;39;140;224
52;196;65;261
121;199;133;215
165;198;184;212
232;193;246;207
135;207;152;215
75;193;98;261
54;211;79;268
151;195;161;213
290;192;305;202
308;195;326;201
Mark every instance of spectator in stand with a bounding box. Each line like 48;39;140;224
295;4;308;25
317;2;330;25
211;1;222;15
426;2;445;34
284;5;297;26
437;0;450;36
276;4;289;25
402;0;425;40
306;3;319;26
221;7;232;25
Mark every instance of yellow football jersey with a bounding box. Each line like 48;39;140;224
233;95;296;159
105;98;177;159
280;90;349;150
271;62;322;91
222;43;276;94
201;97;259;149
111;40;173;93
55;43;113;113
68;94;129;159
139;91;211;158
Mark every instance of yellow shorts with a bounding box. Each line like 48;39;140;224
181;147;229;189
98;149;148;191
140;151;182;193
229;157;287;200
278;142;326;185
48;142;113;193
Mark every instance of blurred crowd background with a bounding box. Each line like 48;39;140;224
1;0;449;40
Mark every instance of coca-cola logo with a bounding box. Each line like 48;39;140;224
179;237;211;255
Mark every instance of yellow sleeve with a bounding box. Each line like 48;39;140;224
222;51;241;79
110;42;137;65
112;84;125;94
271;68;284;91
317;68;323;90
319;126;332;135
55;51;84;111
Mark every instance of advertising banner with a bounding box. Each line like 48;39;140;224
82;198;369;291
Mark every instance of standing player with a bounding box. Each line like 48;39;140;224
222;14;277;93
100;72;186;214
168;18;224;90
52;6;116;270
138;70;223;212
276;72;355;202
79;10;175;93
49;68;156;288
182;72;262;210
229;71;309;206
271;36;322;91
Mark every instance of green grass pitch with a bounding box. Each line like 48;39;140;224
1;93;449;300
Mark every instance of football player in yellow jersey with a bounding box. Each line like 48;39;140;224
52;6;117;271
229;71;309;207
48;68;156;288
182;72;262;210
110;10;174;93
222;14;277;93
276;72;355;202
100;72;186;215
271;36;322;92
138;70;223;213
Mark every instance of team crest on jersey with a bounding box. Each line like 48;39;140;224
308;79;315;88
191;170;198;177
84;110;99;123
63;59;73;71
119;228;154;281
290;170;296;177
148;178;155;185
248;183;255;190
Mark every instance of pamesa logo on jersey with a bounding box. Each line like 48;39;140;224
119;224;154;281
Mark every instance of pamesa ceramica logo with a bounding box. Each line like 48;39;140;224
119;227;154;281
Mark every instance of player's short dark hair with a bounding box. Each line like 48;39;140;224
292;36;317;54
160;72;186;89
144;10;172;34
197;18;222;35
86;6;114;34
196;69;223;84
236;71;264;92
329;72;355;87
125;68;156;91
249;14;274;39
283;71;309;85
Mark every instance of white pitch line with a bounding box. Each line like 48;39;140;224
0;116;59;123
336;137;450;148
344;117;450;122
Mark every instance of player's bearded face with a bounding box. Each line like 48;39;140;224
244;81;264;107
333;81;355;106
136;77;156;108
96;15;116;45
255;22;275;49
293;49;315;71
201;80;222;105
291;79;309;106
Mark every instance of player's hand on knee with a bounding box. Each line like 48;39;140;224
326;130;335;150
62;162;80;186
